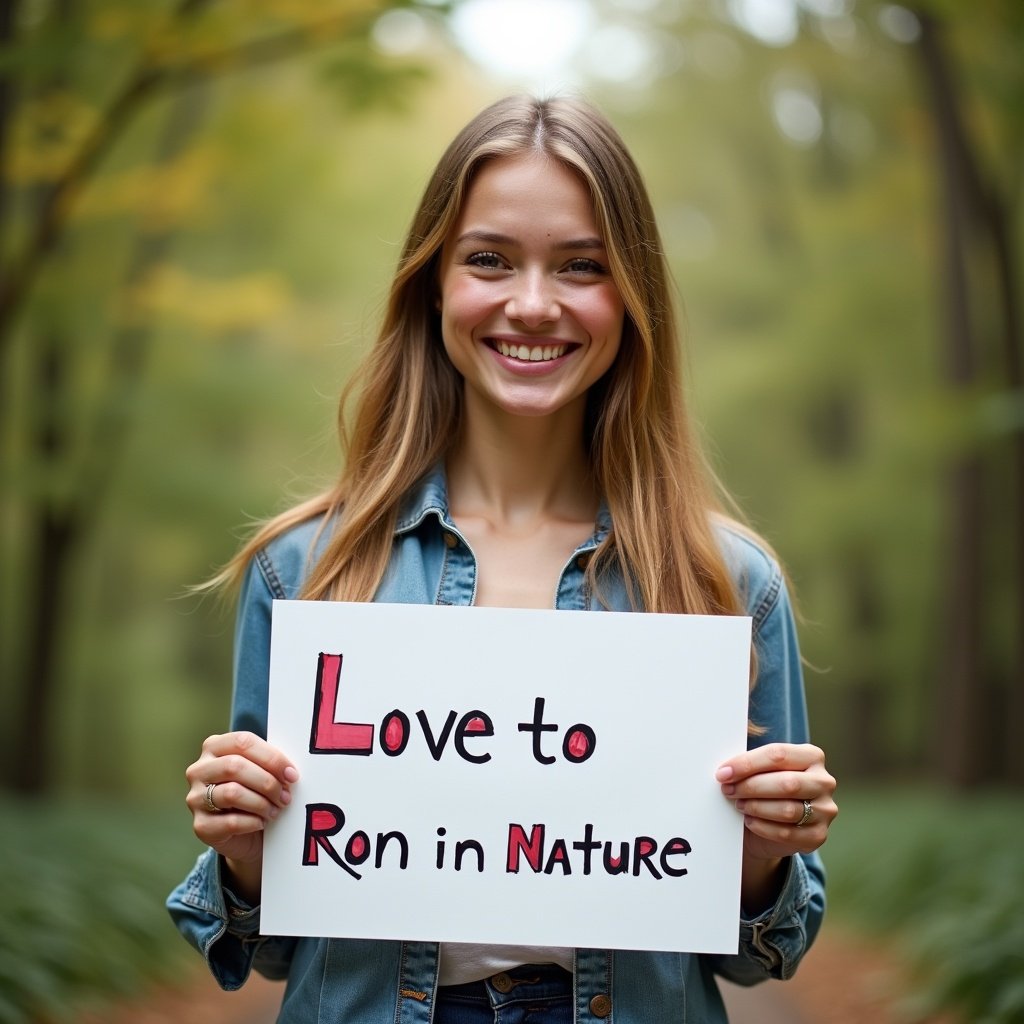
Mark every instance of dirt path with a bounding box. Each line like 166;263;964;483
78;922;958;1023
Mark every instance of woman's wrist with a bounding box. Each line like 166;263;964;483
740;854;787;916
222;855;262;906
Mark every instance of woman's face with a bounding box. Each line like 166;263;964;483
438;152;625;425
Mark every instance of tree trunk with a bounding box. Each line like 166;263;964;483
913;9;1015;782
914;11;995;787
12;333;78;792
8;81;210;793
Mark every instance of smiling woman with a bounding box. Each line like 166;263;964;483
167;94;837;1024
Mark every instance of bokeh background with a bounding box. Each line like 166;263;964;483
1;1;1021;1021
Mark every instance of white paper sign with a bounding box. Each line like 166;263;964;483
261;601;751;954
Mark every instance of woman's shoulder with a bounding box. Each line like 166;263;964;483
712;517;787;629
250;511;337;600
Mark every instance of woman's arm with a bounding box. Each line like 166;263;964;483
709;540;837;983
167;553;301;987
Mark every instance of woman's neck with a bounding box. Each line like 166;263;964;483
446;398;597;530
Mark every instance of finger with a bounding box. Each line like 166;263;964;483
193;808;267;848
716;743;825;784
186;740;297;810
741;812;829;853
199;732;299;784
723;768;824;801
188;778;284;822
733;794;811;827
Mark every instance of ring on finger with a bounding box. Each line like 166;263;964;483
203;782;221;813
796;799;813;827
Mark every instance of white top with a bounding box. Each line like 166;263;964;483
438;943;574;986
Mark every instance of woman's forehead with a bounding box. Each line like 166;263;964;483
451;153;602;243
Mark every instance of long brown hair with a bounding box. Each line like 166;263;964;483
213;95;745;619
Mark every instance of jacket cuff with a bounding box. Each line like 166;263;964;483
737;854;811;980
166;847;261;990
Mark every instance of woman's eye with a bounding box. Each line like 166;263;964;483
564;257;605;274
466;251;505;270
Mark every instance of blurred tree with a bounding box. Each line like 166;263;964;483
0;0;436;794
902;0;1023;786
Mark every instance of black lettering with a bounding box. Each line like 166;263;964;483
454;839;485;872
453;711;494;764
417;709;458;760
375;830;410;870
632;836;662;879
660;838;691;877
572;823;601;875
517;697;558;764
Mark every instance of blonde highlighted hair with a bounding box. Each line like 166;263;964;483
214;95;745;620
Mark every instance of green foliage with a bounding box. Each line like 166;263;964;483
823;787;1024;1023
0;798;202;1024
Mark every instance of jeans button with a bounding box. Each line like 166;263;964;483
590;993;612;1018
491;972;513;993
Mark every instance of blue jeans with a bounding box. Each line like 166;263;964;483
434;964;574;1024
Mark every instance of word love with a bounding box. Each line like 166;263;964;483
310;653;597;765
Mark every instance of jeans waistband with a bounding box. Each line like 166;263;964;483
438;964;573;1007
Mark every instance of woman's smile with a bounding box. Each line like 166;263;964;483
488;336;576;366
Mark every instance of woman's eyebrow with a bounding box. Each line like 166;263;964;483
455;229;606;251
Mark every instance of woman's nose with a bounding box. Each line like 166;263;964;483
505;271;559;327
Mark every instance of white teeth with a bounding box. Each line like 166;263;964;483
496;341;568;362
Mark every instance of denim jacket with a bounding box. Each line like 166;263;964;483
167;466;825;1023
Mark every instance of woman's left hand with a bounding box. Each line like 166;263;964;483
716;742;838;863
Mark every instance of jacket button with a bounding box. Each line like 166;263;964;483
444;532;458;549
590;993;612;1018
491;972;513;993
576;553;591;570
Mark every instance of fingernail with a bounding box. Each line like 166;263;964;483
715;766;734;782
269;806;279;819
284;767;299;783
280;789;292;805
722;783;736;796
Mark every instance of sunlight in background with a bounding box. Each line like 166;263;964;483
375;0;916;95
727;0;799;46
449;0;592;84
370;0;913;158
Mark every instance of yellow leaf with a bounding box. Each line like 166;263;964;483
73;147;221;227
6;92;99;184
121;263;293;333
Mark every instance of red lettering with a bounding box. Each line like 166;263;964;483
309;653;374;755
506;823;545;873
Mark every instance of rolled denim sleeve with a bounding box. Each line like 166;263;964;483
166;548;300;987
711;529;827;984
166;847;298;987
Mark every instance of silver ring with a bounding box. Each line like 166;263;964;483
796;800;813;827
203;782;221;813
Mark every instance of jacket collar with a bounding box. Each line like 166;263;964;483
394;463;612;550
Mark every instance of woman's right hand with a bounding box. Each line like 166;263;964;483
185;731;298;902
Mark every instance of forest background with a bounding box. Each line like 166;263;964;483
1;0;1022;1021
